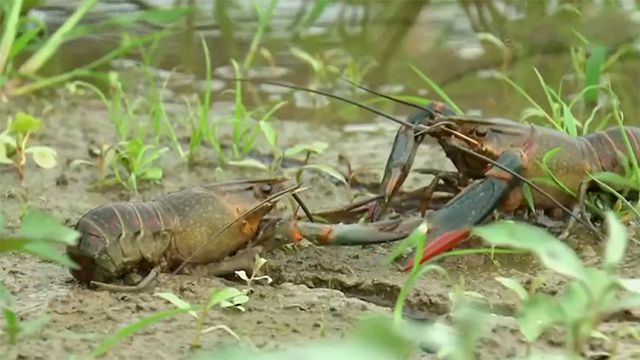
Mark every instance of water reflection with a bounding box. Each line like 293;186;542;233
30;0;640;125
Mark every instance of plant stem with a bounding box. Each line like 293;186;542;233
0;0;23;75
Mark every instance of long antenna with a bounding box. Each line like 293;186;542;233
172;183;303;275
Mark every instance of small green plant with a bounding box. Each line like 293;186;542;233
154;287;248;349
68;76;168;192
234;254;273;290
0;111;57;180
83;287;248;357
109;138;168;193
194;315;425;360
473;212;640;357
242;0;279;72
0;209;79;347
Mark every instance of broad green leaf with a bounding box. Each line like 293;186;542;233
617;278;640;294
25;146;58;169
155;292;197;318
23;242;79;269
495;277;529;301
581;268;617;303
517;293;562;342
472;221;587;281
220;294;249;309
557;281;591;324
283;142;329;157
206;287;244;310
227;158;269;171
259;120;277;147
299;164;346;184
18;209;80;245
0;212;4;232
11;112;41;134
603;211;628;268
141;167;163;180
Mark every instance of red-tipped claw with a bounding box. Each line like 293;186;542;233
400;228;471;271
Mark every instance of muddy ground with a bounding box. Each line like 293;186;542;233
1;74;640;360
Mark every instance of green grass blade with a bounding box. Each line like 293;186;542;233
393;222;428;322
242;0;278;71
9;31;169;96
9;18;45;59
603;211;628;269
298;0;329;28
533;68;563;129
0;0;23;74
90;308;193;358
199;33;213;153
18;0;98;76
408;64;463;114
496;72;559;129
231;59;245;159
584;45;607;104
3;307;19;345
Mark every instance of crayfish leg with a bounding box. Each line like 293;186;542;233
90;266;160;292
207;246;265;278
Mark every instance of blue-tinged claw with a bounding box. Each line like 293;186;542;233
376;102;457;221
400;148;528;270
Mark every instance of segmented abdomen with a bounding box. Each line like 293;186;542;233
72;199;180;281
582;127;640;174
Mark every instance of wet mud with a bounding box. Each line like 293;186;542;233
2;80;640;360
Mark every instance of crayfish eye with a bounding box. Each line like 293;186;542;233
474;127;488;138
260;184;273;194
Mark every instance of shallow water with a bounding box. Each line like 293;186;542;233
34;0;640;125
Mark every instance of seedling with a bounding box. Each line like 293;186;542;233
109;139;168;192
154;287;247;349
474;212;640;356
234;254;273;290
1;209;79;347
0;112;57;180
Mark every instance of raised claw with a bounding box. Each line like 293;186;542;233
400;148;528;271
375;102;457;221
